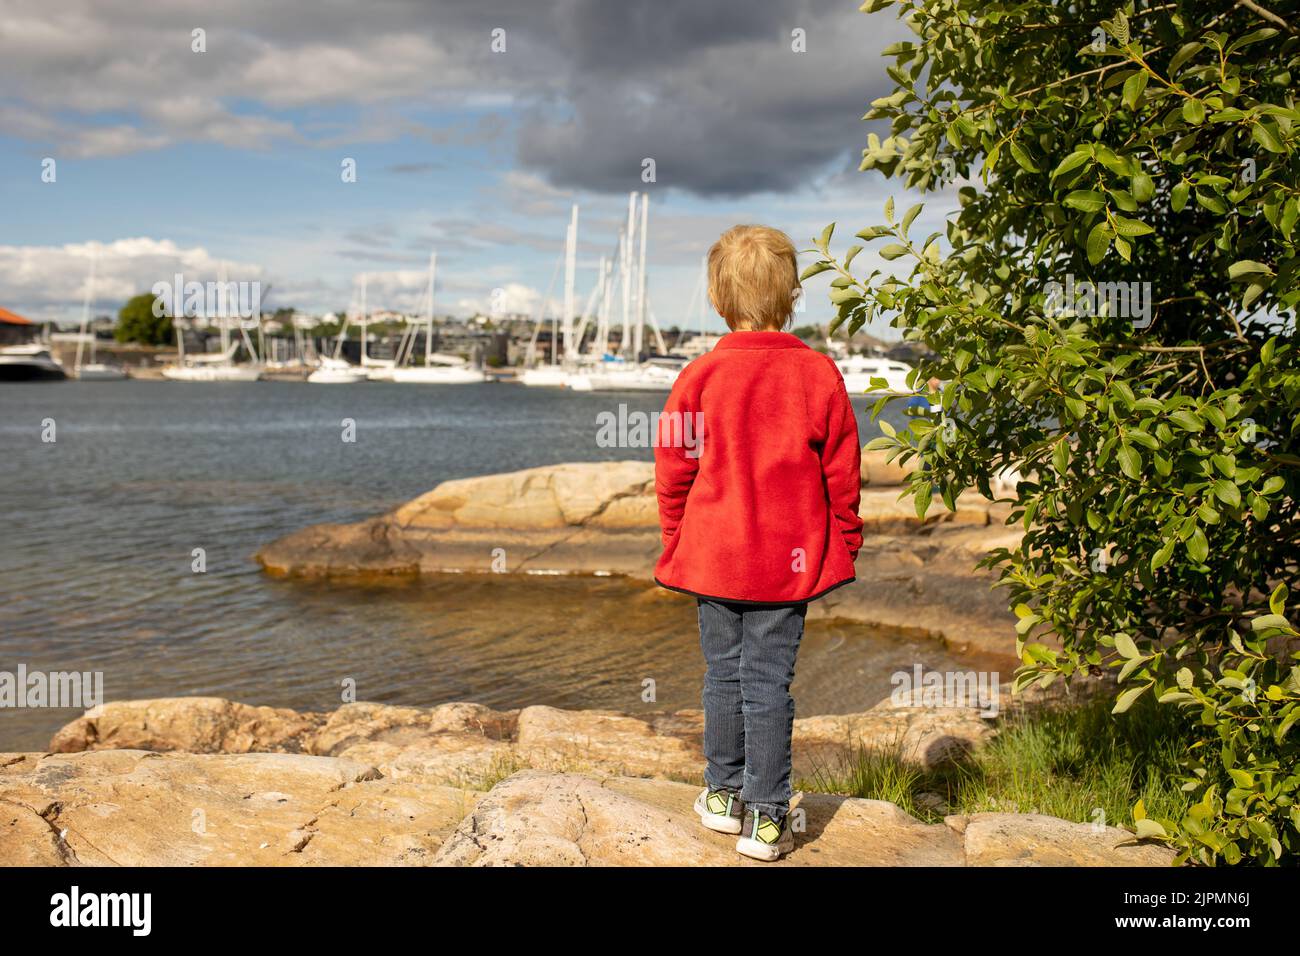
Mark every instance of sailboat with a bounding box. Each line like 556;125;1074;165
566;193;679;392
72;251;126;381
389;253;489;384
519;206;581;388
308;276;369;384
162;261;263;381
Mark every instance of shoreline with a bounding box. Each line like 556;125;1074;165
256;460;1023;659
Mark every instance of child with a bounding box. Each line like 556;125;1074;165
654;225;863;861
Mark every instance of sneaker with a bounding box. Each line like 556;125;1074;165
735;809;794;861
693;787;745;834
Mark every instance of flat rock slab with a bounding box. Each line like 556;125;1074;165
2;755;1176;867
433;770;1173;867
0;750;479;867
432;770;965;866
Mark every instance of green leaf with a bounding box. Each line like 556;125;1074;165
1051;149;1091;179
878;243;909;261
1086;222;1113;264
1117;444;1142;480
1251;614;1291;632
1131;172;1154;203
900;203;924;237
1186;527;1209;564
1134;818;1168;840
1211;479;1241;509
1182;98;1205;125
1122;71;1149;109
1008;140;1040;172
1171;181;1190;212
1114;217;1154;237
1251;121;1285;153
1064;190;1106;213
1052;440;1070;475
799;261;834;281
1151;538;1175;571
1227;260;1273;279
1113;683;1151;714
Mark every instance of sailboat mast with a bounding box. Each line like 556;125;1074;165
621;192;635;358
360;273;369;366
562;204;578;363
635;192;648;358
76;251;97;371
218;261;231;357
426;252;437;366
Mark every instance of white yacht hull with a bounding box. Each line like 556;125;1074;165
518;367;571;388
572;365;679;392
74;363;128;381
307;367;369;384
389;365;489;384
840;372;914;395
162;364;262;382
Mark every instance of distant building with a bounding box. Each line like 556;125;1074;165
0;307;38;345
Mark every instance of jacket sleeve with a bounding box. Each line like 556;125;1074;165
654;377;700;545
822;378;863;560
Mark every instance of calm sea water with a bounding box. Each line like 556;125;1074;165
0;379;990;751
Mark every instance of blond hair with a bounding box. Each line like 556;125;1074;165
707;225;800;332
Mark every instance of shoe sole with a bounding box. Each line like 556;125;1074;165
693;796;742;835
735;834;793;861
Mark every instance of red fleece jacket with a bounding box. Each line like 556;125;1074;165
654;330;863;605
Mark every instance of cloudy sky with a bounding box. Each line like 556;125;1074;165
0;0;932;333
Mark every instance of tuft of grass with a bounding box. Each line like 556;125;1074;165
454;752;532;792
798;734;927;819
801;695;1192;828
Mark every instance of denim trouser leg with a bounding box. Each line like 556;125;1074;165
698;600;745;793
698;599;807;821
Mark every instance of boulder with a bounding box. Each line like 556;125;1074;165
47;697;323;754
860;448;916;486
0;750;478;866
946;812;1176;866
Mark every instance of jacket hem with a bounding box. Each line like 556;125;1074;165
652;575;856;607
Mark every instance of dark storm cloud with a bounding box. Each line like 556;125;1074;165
516;0;908;196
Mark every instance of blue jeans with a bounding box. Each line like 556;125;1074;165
697;598;807;822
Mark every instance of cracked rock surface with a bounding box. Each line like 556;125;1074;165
2;695;1174;867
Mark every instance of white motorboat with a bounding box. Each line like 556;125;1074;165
0;343;66;381
307;357;369;384
838;356;916;395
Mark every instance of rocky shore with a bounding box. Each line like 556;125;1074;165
0;695;1170;867
256;459;1022;658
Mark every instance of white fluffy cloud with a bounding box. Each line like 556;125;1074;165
0;238;268;323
